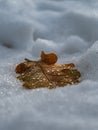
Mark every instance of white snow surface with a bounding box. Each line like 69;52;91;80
0;0;98;130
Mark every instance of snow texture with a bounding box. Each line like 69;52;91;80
0;0;98;130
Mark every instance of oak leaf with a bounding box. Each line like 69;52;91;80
15;51;81;89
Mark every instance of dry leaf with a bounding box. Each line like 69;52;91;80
41;51;58;65
15;51;81;89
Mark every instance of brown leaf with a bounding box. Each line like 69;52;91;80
41;51;58;65
15;51;81;89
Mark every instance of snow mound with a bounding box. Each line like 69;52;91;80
0;20;33;50
0;0;98;130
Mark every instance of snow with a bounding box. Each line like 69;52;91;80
0;0;98;130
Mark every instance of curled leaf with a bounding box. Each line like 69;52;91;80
41;51;58;65
15;51;81;89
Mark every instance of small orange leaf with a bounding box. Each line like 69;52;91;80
15;51;81;89
41;51;58;65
